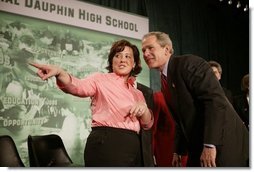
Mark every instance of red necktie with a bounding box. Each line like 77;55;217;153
161;74;172;105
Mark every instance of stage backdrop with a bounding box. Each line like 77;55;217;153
0;0;149;166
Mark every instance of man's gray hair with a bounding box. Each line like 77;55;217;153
142;31;174;54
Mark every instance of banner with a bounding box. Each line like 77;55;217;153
0;0;148;39
0;0;149;166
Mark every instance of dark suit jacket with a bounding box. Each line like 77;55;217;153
164;54;249;167
233;94;249;130
137;82;154;167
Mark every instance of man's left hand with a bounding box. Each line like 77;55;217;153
200;146;216;167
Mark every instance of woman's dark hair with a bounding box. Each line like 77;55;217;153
105;39;142;76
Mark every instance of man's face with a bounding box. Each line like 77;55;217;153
142;36;169;70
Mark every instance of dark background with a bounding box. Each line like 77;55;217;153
80;0;249;96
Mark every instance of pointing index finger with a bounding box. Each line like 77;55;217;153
28;62;44;69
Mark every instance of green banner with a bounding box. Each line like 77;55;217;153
0;11;149;166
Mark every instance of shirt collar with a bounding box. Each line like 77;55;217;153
110;72;136;88
162;59;170;77
127;76;136;88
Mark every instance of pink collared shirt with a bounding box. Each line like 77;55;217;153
57;72;153;133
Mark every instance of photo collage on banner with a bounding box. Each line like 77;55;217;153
0;0;149;166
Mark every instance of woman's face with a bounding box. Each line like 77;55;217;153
112;46;135;78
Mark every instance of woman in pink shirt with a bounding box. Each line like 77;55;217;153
30;39;153;167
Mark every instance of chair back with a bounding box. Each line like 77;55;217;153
0;135;25;167
27;134;73;167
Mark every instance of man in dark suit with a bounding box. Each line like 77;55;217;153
137;82;155;167
233;74;249;130
141;31;249;167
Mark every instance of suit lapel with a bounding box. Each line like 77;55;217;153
166;55;178;115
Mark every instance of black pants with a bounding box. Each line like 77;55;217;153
84;126;142;167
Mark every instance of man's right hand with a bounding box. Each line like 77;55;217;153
172;153;182;167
